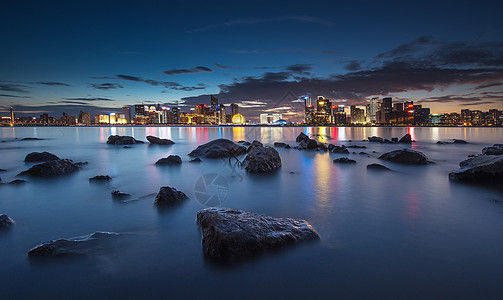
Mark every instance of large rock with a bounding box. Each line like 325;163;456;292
296;132;310;143
449;155;503;182
398;134;412;143
243;145;282;173
28;232;120;258
146;135;175;145
155;155;182;165
368;136;384;143
89;175;111;182
106;135;144;145
299;138;318;150
0;214;15;228
378;149;429;165
273;142;288;148
367;163;391;171
247;140;263;153
24;152;60;163
188;139;246;158
154;186;189;206
18;159;80;177
332;145;349;154
196;207;320;259
482;144;503;155
333;158;356;164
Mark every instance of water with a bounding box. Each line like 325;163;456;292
1;126;502;299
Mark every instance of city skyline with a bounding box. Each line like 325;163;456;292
1;1;502;121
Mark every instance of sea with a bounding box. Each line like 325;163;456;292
1;126;502;299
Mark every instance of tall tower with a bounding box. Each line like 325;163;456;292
210;95;219;111
10;107;14;126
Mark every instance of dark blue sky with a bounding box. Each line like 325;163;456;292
1;0;502;120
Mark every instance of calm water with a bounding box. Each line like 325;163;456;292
1;126;503;299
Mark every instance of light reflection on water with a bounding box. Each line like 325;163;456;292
0;126;503;299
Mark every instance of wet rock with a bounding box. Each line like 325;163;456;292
24;152;60;163
333;158;356;164
300;138;318;150
189;139;246;158
9;179;27;185
18;159;80;177
21;137;44;141
154;186;189;206
0;214;15;228
89;175;111;182
155;155;182;165
123;146;131;149
449;155;503;182
196;207;320;260
106;135;144;145
27;232;120;258
296;132;310;143
359;152;368;155
482;144;503;155
368;136;384;143
367;163;391;171
346;145;366;149
284;144;291;149
453;139;468;144
243;145;281;173
241;141;251;146
75;162;88;167
247;140;263;153
331;145;349;154
189;158;202;163
379;149;429;165
399;134;412;143
146;135;174;145
0;168;6;172
273;142;288;148
111;190;130;198
391;137;399;143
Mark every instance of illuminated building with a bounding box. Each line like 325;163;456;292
378;97;393;124
366;97;379;123
211;95;219;111
10;107;14;126
317;96;331;114
260;113;282;124
78;111;91;125
350;106;366;124
230;103;239;116
232;114;245;124
122;106;131;123
331;105;346;125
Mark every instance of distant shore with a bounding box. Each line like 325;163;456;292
1;124;502;128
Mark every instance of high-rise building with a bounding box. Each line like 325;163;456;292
260;113;282;124
377;97;393;124
211;95;219;111
331;105;346;125
367;98;379;123
350;106;365;124
78;111;91;125
134;104;147;117
122;106;131;123
10;107;14;125
317;96;331;114
230;103;239;116
171;107;180;124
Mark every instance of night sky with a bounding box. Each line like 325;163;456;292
1;0;502;121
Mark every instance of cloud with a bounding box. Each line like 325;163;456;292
162;66;213;75
90;83;124;90
0;82;30;93
188;15;333;33
375;36;438;59
230;48;343;55
35;81;71;86
0;93;32;98
62;97;116;102
214;63;277;70
474;82;503;90
286;64;312;75
111;74;208;91
3;104;123;117
343;60;363;71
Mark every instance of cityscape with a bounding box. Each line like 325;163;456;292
1;95;501;126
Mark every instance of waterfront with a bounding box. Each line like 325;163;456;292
1;126;503;299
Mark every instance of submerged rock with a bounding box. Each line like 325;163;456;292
89;175;111;182
346;145;366;149
18;159;80;177
21;137;44;141
106;135;144;145
378;149;429;165
296;132;310;143
367;163;391;171
243;145;281;173
196;207;320;260
0;214;15;228
391;137;399;143
399;134;412;143
146;135;175;145
453;139;468;144
333;158;356;164
189;158;202;163
368;136;384;143
24;152;60;163
331;145;350;154
111;190;130;198
155;155;182;165
449;155;503;182
9;179;27;185
273;142;288;148
27;232;120;258
154;186;189;206
299;138;318;150
482;144;503;155
189;139;246;158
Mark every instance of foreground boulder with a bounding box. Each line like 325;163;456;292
367;163;391;171
482;144;503;155
196;207;320;260
399;134;412;143
89;175;111;182
368;136;384;143
146;135;174;145
243;145;281;173
154;186;189;206
189;139;246;158
379;149;429;165
247;140;263;152
273;142;288;148
296;132;310;143
155;155;182;165
449;155;503;182
24;152;60;163
18;159;80;177
106;135;144;145
331;145;350;154
299;138;318;150
0;214;15;228
28;232;120;258
333;158;356;164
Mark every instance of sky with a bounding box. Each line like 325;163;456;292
1;0;502;121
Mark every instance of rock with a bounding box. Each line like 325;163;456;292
123;146;131;149
106;135;144;145
241;141;251;146
296;132;310;143
333;158;356;164
317;143;328;151
243;145;281;173
27;232;120;258
391;137;399;143
284;144;291;149
89;175;111;182
155;155;182;165
379;149;429;165
189;158;202;163
399;134;412;143
368;136;384;143
482;144;503;155
0;168;6;172
0;214;15;228
154;186;189;206
21;137;44;141
18;159;80;177
346;145;366;148
453;139;468;144
367;163;391;171
437;141;449;144
331;145;349;154
196;207;320;260
359;152;368;155
247;140;263;152
189;139;247;158
273;142;288;148
75;162;88;167
449;155;503;182
300;138;318;150
24;152;60;163
9;179;26;185
111;190;130;198
146;135;175;145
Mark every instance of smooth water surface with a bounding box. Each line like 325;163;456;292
1;126;502;299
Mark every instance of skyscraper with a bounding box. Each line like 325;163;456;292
10;107;14;126
230;103;239;116
211;95;219;111
122;106;132;123
317;96;330;114
367;97;379;123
